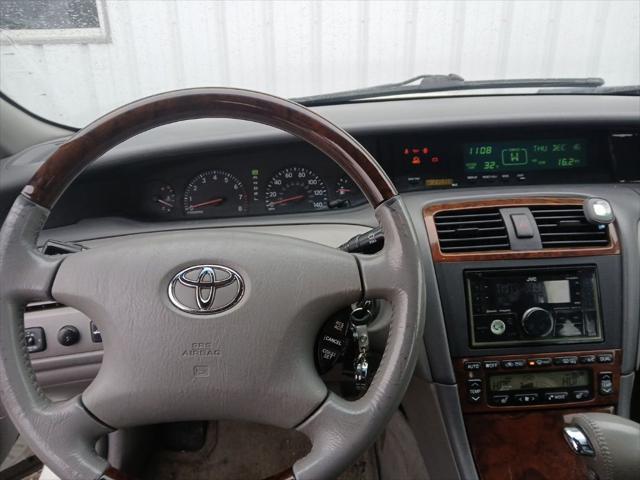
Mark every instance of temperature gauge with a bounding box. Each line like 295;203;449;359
333;176;363;207
149;182;176;214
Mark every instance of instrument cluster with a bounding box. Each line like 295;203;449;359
136;144;367;220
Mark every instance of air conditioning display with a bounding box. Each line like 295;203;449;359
463;138;588;174
489;370;590;392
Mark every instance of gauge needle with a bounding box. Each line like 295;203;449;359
155;198;174;208
269;194;305;206
191;197;225;209
337;188;352;194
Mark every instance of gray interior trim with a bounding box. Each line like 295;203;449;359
402;377;462;480
617;372;635;418
57;222;374;249
434;383;479;480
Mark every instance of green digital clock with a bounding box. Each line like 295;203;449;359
464;138;587;174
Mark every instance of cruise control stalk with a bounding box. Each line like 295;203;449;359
339;226;384;254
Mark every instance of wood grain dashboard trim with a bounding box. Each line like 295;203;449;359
454;349;621;414
465;406;613;480
423;197;620;262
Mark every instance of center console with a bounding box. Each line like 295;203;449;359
423;196;623;480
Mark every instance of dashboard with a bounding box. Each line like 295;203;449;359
22;126;638;228
2;93;639;480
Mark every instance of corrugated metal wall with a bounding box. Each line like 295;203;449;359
1;0;639;126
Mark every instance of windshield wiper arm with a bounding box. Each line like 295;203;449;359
293;74;605;106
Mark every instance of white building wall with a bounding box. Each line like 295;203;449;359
1;0;639;126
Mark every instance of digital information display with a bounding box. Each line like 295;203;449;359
489;370;590;392
494;278;571;305
464;138;587;174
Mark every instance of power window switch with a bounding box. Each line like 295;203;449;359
25;327;46;353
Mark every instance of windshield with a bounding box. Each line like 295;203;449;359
1;0;639;127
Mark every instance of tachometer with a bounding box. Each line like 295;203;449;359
183;170;248;217
264;167;328;213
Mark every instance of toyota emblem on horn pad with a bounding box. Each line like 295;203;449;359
168;265;244;314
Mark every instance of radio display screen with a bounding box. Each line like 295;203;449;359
489;370;590;392
464;138;587;174
494;278;572;305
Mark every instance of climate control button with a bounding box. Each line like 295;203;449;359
501;359;526;369
467;379;483;404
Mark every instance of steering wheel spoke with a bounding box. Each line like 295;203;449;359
0;196;62;303
26;397;113;480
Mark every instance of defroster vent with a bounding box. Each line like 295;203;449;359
433;208;510;253
531;205;610;249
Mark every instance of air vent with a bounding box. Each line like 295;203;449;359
25;301;64;313
434;208;510;253
41;240;85;256
531;205;610;249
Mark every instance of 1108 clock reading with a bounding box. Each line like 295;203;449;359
464;138;587;174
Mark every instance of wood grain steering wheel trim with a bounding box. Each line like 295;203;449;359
22;88;397;210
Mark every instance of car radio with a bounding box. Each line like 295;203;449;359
465;266;602;347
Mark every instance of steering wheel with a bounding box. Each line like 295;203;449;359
0;88;424;480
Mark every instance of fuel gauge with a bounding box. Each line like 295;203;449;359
150;182;176;214
332;176;364;207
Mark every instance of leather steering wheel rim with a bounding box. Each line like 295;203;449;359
0;88;425;480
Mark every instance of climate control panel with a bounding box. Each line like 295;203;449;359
455;350;620;413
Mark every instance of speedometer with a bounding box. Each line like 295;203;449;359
264;167;328;213
183;170;248;217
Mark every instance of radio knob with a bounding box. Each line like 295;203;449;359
521;307;554;337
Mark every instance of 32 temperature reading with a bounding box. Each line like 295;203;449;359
464;138;587;174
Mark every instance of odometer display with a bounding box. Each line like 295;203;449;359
183;170;248;217
464;138;587;174
265;167;328;213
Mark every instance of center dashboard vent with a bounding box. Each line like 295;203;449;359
433;208;510;253
530;205;610;249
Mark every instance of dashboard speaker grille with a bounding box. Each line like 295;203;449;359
531;205;610;248
433;208;510;253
